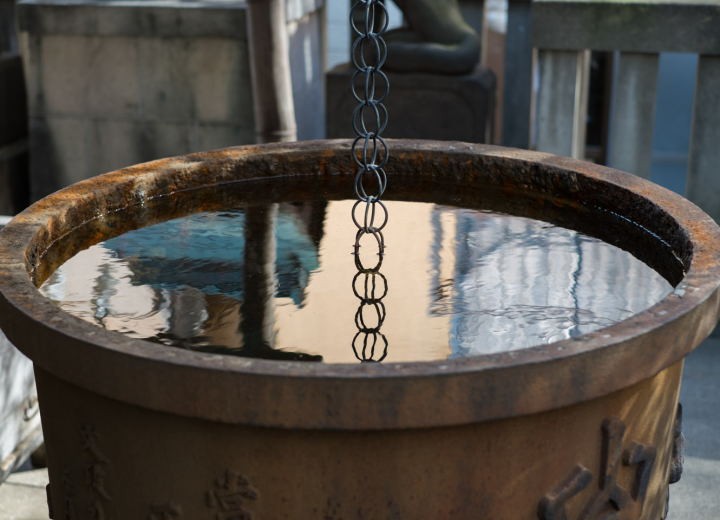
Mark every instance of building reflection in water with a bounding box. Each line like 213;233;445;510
429;206;673;356
41;201;672;363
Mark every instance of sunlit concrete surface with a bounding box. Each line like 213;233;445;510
668;456;720;519
0;468;48;520
667;337;720;519
0;339;718;518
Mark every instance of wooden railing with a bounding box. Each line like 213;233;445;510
503;0;720;220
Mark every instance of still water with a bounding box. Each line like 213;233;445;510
40;200;673;363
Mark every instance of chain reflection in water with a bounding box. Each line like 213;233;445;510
352;230;388;362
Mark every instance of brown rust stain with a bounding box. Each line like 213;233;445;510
0;139;719;433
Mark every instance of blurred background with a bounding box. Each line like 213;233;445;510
0;1;717;519
0;0;701;213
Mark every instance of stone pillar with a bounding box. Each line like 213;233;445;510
0;0;29;214
327;0;495;143
327;64;495;143
17;0;325;201
247;0;297;143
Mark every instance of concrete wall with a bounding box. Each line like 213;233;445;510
18;0;325;201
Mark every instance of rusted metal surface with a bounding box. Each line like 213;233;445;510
668;404;685;485
0;140;718;430
34;359;683;519
0;140;717;517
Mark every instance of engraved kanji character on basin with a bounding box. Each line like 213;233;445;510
89;499;107;520
80;423;110;464
85;462;112;501
207;470;258;520
149;501;183;520
538;417;657;520
62;467;77;520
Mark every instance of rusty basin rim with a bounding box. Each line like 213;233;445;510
1;139;719;430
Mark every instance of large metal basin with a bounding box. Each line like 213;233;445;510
0;140;718;519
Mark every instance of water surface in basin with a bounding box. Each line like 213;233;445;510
40;200;673;363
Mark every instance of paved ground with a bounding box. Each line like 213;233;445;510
1;339;718;518
0;465;48;520
666;337;720;519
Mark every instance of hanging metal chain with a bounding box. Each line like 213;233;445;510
350;0;390;363
350;0;389;252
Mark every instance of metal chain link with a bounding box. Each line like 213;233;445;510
350;0;390;363
350;0;389;251
352;255;388;362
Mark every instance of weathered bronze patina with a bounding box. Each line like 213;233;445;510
0;140;718;519
384;0;481;74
